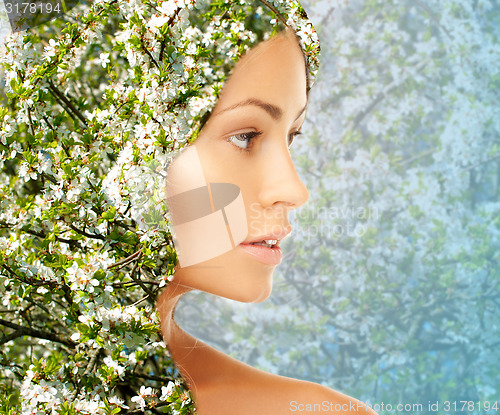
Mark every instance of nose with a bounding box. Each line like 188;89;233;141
257;143;309;209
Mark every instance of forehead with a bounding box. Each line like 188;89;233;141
214;34;308;117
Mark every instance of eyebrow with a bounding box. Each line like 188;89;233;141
215;98;307;121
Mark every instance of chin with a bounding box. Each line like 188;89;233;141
251;289;272;303
239;283;273;304
205;270;273;303
174;248;277;303
234;263;275;303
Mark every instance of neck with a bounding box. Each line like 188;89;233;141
156;280;192;345
158;277;222;383
156;276;236;393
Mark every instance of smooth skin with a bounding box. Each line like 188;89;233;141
157;32;377;415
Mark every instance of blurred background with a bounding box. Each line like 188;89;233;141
176;0;500;412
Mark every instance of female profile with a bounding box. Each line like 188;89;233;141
0;0;377;413
155;2;377;414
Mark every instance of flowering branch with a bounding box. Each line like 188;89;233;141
108;249;144;270
0;319;76;348
68;223;106;241
47;80;88;127
258;0;288;26
0;221;82;248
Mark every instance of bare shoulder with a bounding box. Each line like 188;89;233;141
263;375;377;415
190;349;377;415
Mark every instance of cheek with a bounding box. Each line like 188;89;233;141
198;146;246;182
196;143;259;212
166;144;249;268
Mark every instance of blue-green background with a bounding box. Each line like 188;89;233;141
177;1;500;413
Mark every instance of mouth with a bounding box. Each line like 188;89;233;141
247;239;279;249
238;230;291;265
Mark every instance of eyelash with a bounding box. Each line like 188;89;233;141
288;131;302;147
227;131;263;152
226;130;303;152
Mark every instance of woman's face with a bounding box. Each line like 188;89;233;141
167;33;308;303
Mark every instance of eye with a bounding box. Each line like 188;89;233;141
227;131;262;151
288;131;302;147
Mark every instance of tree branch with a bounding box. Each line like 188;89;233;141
0;318;76;348
47;80;88;127
107;248;143;270
0;220;82;248
69;223;106;240
128;254;156;305
125;372;177;384
120;402;170;415
461;152;500;173
84;347;104;377
341;57;431;142
0;330;25;346
398;146;437;166
258;0;288;26
27;107;36;136
140;35;159;70
1;263;55;288
413;0;452;39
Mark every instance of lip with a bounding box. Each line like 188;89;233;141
239;227;291;265
238;243;283;265
242;227;292;245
